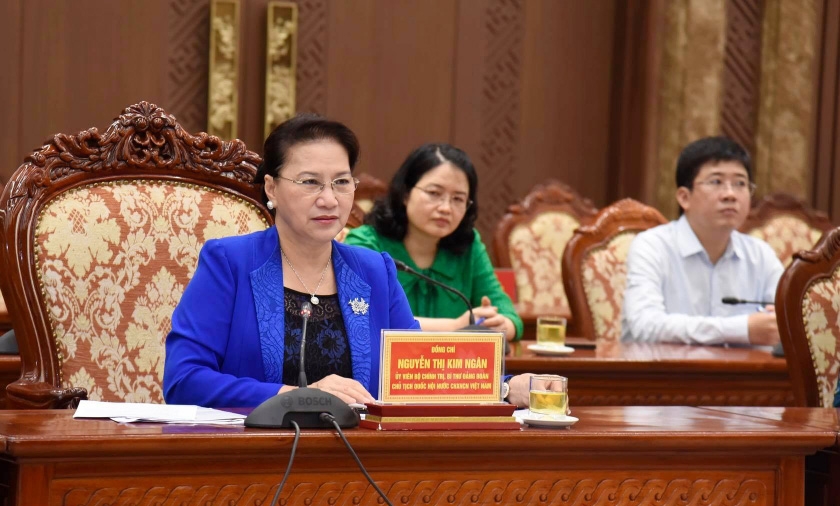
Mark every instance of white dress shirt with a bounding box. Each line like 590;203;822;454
621;215;784;345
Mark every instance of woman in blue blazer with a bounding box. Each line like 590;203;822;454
163;115;419;408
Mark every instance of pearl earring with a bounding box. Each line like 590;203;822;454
267;201;274;210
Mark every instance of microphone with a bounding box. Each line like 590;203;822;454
298;301;312;388
721;297;774;306
245;301;359;429
393;259;510;354
393;259;477;325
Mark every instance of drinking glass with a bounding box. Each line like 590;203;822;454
529;374;569;416
536;316;567;347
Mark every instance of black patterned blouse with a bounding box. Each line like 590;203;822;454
282;288;352;386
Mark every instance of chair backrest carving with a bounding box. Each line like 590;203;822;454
0;102;272;408
776;227;840;408
741;192;833;266
493;180;598;319
354;173;388;214
562;198;667;341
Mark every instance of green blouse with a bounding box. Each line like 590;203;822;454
344;225;523;340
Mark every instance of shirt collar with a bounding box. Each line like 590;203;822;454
676;215;705;258
676;215;743;261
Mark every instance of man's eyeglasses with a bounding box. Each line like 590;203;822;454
277;175;360;195
414;186;473;210
693;178;757;196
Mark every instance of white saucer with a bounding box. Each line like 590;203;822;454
527;343;575;356
514;409;578;428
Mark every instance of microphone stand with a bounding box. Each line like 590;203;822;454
245;301;359;429
394;260;478;325
721;297;785;357
393;259;510;354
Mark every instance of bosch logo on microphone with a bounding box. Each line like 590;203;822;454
299;396;332;406
280;396;293;408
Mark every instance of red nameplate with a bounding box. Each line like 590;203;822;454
379;331;504;403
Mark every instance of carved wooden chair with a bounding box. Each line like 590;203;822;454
776;227;840;408
335;202;366;243
0;177;7;333
493;180;598;321
0;102;272;408
562;198;667;342
740;192;833;266
353;172;388;214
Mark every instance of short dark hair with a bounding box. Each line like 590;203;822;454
676;136;752;188
675;136;752;214
366;143;478;255
254;114;360;211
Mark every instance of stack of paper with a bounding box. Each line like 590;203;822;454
73;400;246;425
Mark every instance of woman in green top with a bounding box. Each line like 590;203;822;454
345;143;523;341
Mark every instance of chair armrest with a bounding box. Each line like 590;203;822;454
6;380;87;409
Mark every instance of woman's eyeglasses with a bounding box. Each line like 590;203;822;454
414;186;473;210
277;175;360;195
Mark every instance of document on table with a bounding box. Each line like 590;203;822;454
73;400;246;425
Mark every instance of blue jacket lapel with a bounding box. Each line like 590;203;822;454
333;244;372;388
249;231;373;388
250;229;286;384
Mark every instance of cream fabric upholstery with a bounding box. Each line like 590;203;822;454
801;266;840;407
35;181;268;403
508;212;581;316
748;215;824;266
580;231;636;342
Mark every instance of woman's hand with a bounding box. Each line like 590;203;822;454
474;296;516;339
309;374;375;404
507;373;533;408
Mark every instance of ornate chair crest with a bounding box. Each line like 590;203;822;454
492;180;598;321
740;192;833;266
353;173;388;214
776;227;840;408
0;102;272;408
562;199;666;341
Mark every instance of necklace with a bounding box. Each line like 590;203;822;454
281;248;331;305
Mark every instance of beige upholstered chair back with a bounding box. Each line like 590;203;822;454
741;193;833;266
562;199;667;342
776;227;840;408
493;181;598;320
0;102;271;408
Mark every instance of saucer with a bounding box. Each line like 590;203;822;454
514;409;578;428
527;343;575;356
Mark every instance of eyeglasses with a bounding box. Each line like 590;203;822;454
277;175;360;195
693;178;757;196
414;186;473;210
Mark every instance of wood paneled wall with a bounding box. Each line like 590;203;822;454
813;0;840;223
1;0;836;238
0;0;618;243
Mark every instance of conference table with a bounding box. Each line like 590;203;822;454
0;406;833;505
701;406;840;506
506;340;794;406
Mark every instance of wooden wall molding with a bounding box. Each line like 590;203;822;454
476;0;525;235
295;0;328;115
167;0;211;134
812;0;840;223
720;0;764;158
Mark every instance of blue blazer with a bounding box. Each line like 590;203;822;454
163;227;419;407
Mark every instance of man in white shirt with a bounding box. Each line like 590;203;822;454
621;136;784;346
